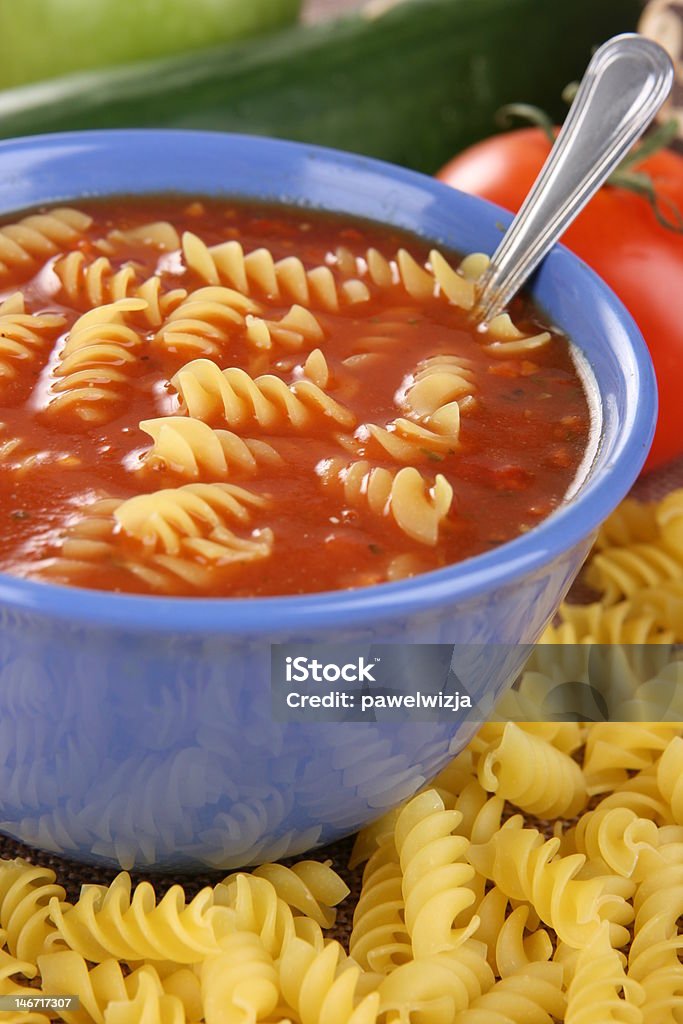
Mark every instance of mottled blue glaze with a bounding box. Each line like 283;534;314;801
0;132;655;871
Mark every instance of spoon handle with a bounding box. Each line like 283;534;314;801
475;33;673;323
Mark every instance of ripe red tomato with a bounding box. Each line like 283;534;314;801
438;128;683;472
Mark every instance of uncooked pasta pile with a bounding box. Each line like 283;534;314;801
0;717;681;1023
542;488;683;645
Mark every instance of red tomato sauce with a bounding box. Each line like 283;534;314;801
0;197;592;596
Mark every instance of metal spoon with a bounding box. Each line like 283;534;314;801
474;33;674;324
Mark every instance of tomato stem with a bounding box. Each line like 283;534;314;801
609;167;683;232
495;97;683;233
495;103;555;144
607;119;683;232
617;118;681;171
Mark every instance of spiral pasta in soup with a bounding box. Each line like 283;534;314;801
0;198;592;596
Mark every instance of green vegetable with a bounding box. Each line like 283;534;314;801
0;0;642;173
0;0;301;89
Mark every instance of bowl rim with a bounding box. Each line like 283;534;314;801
0;129;657;632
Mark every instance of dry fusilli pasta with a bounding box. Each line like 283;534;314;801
0;859;67;965
201;932;279;1024
467;819;628;948
279;938;379;1024
48;872;232;964
348;840;409;974
478;722;587;818
564;924;643;1024
394;790;479;957
212;873;324;959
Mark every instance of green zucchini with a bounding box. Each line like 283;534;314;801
0;0;642;173
0;0;302;90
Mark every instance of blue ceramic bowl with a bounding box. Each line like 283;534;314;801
0;131;655;871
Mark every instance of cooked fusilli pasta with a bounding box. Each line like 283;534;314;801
46;298;147;424
43;489;273;593
99;221;181;253
245;304;325;352
0;207;92;279
0;293;65;381
138;417;281;479
114;481;270;557
171;358;356;432
302;348;330;389
183;232;368;311
482;312;551;356
154;286;259;358
318;458;453;545
53;252;186;326
333;246;488;310
359;416;462;463
401;355;476;421
352;354;476;465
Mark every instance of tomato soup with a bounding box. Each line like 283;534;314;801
0;198;592;596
